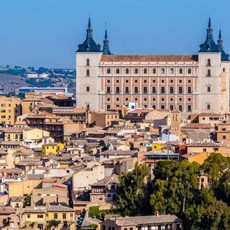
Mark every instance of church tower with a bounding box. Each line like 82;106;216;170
197;18;229;113
76;18;102;111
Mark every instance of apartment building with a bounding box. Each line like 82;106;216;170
0;96;21;124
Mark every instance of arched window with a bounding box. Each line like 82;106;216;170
116;68;120;74
125;68;129;74
179;68;183;74
134;68;138;74
188;68;192;74
161;68;165;74
107;68;111;74
153;68;156;74
144;68;148;74
170;68;174;74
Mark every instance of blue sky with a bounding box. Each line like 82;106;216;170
0;0;230;68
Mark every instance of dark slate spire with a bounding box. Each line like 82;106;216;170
199;18;220;53
103;29;112;55
77;18;101;53
86;18;93;39
217;29;229;61
207;17;213;39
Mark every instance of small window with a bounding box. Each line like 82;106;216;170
135;68;138;74
161;105;165;109
116;80;119;83
126;80;129;83
223;68;226;72
63;213;66;219
178;105;183;111
86;69;90;76
188;68;192;74
188;79;191;83
153;68;156;74
187;87;192;94
144;80;147;83
135;79;138;83
188;105;192;112
207;69;211;77
125;98;128;101
143;86;148;93
161;87;165;94
179;80;182;83
125;68;129;74
207;86;211;92
134;87;138;93
161;68;165;74
116;68;120;74
152;98;156;101
161;80;165;83
152;87;156;93
86;59;90;66
107;80;110;83
170;87;174;94
107;98;110;101
86;86;90;92
170;68;174;74
135;98;138;101
170;98;173;101
179;97;182;101
207;59;211;66
54;213;58;219
116;87;120;93
107;68;111;74
178;87;183;94
161;98;165;101
125;87;129;93
144;68;148;74
223;135;226;140
153;79;156;83
116;98;119;101
144;98;147;101
170;105;174;110
207;104;211;110
179;68;183;74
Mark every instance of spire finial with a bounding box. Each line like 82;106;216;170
207;17;213;39
218;29;223;50
86;17;93;39
103;27;111;55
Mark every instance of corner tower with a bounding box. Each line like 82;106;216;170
197;18;229;113
76;18;102;111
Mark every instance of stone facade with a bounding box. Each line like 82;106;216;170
76;19;229;114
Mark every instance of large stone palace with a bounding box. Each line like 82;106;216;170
76;18;229;113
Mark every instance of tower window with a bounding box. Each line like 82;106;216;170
223;68;226;72
125;68;129;74
207;69;211;77
207;86;211;92
116;68;120;74
179;68;183;74
161;68;165;74
188;68;192;74
135;68;138;74
86;59;90;66
86;86;90;92
153;68;156;74
170;68;174;74
207;104;211;110
86;69;90;76
107;68;111;74
207;59;211;66
144;68;148;74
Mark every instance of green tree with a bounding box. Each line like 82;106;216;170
118;163;149;216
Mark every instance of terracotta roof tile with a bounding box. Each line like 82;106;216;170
101;55;198;63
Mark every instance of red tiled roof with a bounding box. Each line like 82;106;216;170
101;55;198;62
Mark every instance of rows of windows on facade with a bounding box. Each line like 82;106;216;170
76;17;229;113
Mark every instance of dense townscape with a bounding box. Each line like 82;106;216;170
0;17;229;230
